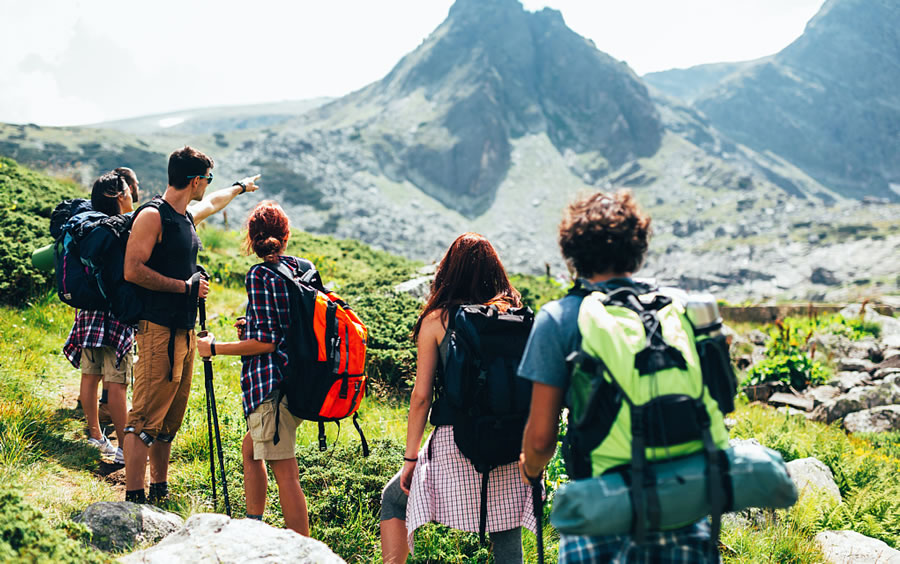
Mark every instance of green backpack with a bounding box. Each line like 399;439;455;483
564;281;731;544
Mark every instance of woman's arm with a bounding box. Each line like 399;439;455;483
400;310;443;493
197;335;274;358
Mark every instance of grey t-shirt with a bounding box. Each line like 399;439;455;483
516;292;585;390
517;278;646;390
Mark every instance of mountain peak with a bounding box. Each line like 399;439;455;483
315;0;661;216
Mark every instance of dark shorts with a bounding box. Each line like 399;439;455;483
380;470;408;521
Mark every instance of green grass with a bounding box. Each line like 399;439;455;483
0;157;898;562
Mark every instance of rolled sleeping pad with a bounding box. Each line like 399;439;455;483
550;444;798;536
31;242;59;272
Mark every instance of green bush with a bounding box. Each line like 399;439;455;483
744;319;829;390
731;405;900;548
0;488;107;563
0;157;83;306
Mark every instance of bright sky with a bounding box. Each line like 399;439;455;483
0;0;826;126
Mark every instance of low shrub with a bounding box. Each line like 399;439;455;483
0;488;107;563
0;157;83;306
744;319;829;390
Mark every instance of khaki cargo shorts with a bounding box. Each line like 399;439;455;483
247;393;302;461
126;320;195;443
81;346;133;385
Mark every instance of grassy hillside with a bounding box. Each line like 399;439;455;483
0;158;898;562
0;157;84;305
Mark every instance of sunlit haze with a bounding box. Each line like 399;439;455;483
0;0;825;126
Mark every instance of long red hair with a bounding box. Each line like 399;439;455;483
412;232;521;340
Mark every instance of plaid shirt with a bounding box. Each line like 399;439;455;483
63;310;134;369
558;520;720;564
241;255;308;417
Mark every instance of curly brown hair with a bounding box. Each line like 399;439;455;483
558;189;652;278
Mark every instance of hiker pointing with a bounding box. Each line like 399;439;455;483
122;146;259;505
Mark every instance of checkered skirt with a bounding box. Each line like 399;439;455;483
405;425;539;552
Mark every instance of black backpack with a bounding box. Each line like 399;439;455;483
51;199;141;322
430;303;534;542
259;260;371;456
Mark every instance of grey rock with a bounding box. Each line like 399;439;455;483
815;530;900;563
776;406;807;417
804;385;841;406
810;267;839;286
882;334;900;350
747;329;769;346
874;367;900;381
768;392;814;411
837;358;876;373
785;457;842;505
728;438;761;449
827;371;872;393
75;502;183;552
810;382;900;423
417;263;437;276
843;405;900;434
392;276;434;301
119;514;345;564
809;333;855;360
722;507;774;530
846;339;882;362
884;349;900;361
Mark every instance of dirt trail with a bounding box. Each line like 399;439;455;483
57;381;149;496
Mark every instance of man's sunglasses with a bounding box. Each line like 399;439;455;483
187;172;214;183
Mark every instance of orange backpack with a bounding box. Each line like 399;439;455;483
259;261;369;455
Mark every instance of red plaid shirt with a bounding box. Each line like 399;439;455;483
63;310;134;369
241;255;312;417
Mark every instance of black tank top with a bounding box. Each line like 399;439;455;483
134;196;201;329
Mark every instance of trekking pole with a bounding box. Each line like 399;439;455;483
198;295;232;517
529;473;544;564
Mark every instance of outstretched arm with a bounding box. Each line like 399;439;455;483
189;174;261;225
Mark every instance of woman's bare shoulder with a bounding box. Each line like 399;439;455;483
420;308;448;338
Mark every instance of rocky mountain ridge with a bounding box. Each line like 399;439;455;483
650;0;900;203
0;0;898;303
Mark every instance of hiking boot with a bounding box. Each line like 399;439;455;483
113;447;125;465
98;402;113;426
148;482;169;506
87;435;118;457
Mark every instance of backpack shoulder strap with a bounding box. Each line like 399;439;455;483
256;260;301;290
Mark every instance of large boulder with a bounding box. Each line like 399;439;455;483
844;339;882;362
815;530;900;563
827;371;871;393
785;457;841;505
392;275;434;301
837;358;876;373
119;513;345;563
74;502;183;551
804;385;841;406
843;405;900;434
809;381;900;423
